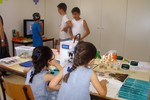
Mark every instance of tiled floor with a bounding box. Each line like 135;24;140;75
0;74;26;100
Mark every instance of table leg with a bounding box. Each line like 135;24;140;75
12;42;15;56
0;76;6;100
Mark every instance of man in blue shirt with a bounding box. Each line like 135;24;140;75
32;12;43;47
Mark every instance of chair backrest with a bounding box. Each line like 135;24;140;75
3;80;34;100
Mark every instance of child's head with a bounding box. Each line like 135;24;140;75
29;46;54;83
33;12;41;21
71;7;81;20
63;41;97;82
57;3;67;15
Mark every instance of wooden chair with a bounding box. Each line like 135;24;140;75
0;76;34;100
0;73;6;100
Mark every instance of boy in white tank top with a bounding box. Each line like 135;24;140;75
71;7;90;40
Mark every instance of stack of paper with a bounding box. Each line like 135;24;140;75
0;57;20;67
119;78;150;100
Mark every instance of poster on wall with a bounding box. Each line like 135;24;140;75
33;0;39;5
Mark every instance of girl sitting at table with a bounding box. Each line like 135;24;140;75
49;41;108;100
25;46;62;100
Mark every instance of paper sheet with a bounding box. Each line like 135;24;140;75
0;57;20;67
90;76;123;98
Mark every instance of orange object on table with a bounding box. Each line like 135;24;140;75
112;53;117;60
12;37;26;42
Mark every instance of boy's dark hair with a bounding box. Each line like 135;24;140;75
71;7;80;14
29;46;54;83
63;41;97;82
33;12;41;21
0;15;4;26
57;3;67;12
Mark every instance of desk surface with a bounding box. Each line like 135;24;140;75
0;56;150;99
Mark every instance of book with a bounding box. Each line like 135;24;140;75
19;61;33;67
119;78;150;100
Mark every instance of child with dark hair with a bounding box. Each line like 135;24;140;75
49;41;107;100
32;12;43;47
57;3;73;41
25;46;62;100
71;7;90;40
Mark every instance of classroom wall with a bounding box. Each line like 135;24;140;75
0;0;150;62
45;0;150;62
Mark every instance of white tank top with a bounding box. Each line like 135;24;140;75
72;19;85;37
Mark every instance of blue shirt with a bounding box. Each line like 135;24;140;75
25;68;58;100
32;22;43;47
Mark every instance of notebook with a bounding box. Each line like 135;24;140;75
119;78;150;100
19;61;33;67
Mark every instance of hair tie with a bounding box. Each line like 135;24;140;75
67;67;71;72
30;71;35;77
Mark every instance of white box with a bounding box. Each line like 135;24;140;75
15;46;35;57
60;40;78;66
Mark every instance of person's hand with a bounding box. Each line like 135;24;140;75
100;79;108;87
62;27;68;33
49;59;63;71
1;42;6;47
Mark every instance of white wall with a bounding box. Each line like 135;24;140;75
0;0;45;55
124;0;150;61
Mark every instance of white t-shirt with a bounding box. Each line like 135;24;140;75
59;15;70;39
72;18;85;37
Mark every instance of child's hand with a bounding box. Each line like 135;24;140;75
49;59;63;71
100;79;108;87
62;27;68;33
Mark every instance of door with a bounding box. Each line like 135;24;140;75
100;0;127;55
124;0;150;61
80;0;102;50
